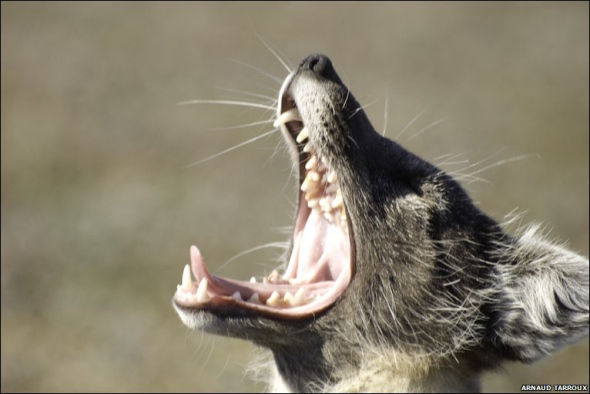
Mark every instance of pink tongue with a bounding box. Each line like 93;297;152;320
297;209;348;283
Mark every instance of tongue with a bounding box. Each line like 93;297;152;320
297;209;349;283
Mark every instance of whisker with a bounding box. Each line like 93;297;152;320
348;99;379;120
177;99;276;111
382;85;389;136
215;242;289;275
407;117;446;141
396;109;427;141
254;32;292;73
183;128;278;168
227;59;284;84
210;119;275;131
216;86;277;102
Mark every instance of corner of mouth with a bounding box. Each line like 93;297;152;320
173;72;355;320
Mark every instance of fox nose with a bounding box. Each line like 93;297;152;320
299;54;341;83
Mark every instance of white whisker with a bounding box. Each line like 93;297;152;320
183;128;277;168
177;99;275;111
396;109;427;141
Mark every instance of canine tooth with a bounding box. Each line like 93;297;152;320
283;292;294;305
247;293;261;304
250;276;257;283
305;155;317;170
231;291;242;301
181;264;194;290
303;143;313;153
296;127;309;143
273;108;302;128
266;291;281;306
327;171;337;183
196;278;211;303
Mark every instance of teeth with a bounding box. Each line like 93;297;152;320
325;183;339;195
332;189;343;208
295;127;309;143
303;143;313;153
196;278;211;303
283;292;294;305
250;276;257;283
268;270;281;284
305;155;317;170
247;293;261;304
232;291;243;301
273;108;302;128
327;171;337;183
293;288;307;306
317;161;327;172
266;291;281;306
181;264;194;290
309;171;321;182
307;198;319;209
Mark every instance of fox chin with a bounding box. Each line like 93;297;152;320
173;54;589;393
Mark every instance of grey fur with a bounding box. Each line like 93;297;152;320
174;54;589;392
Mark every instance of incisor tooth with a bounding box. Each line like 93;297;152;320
247;293;261;304
283;292;294;305
196;278;211;303
294;288;306;306
266;291;281;306
273;108;302;128
295;127;309;143
182;264;194;290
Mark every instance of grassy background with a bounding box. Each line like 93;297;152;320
2;2;588;392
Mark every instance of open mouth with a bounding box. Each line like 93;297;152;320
174;68;354;319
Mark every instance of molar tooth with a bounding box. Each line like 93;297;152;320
266;291;281;306
181;264;194;290
196;278;211;303
231;291;242;302
250;276;257;283
295;127;309;143
247;293;261;304
273;108;302;128
305;155;317;170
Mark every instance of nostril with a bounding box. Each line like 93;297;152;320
301;54;334;78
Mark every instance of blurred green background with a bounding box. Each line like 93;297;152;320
2;2;588;392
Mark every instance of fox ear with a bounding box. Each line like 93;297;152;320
490;226;589;362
